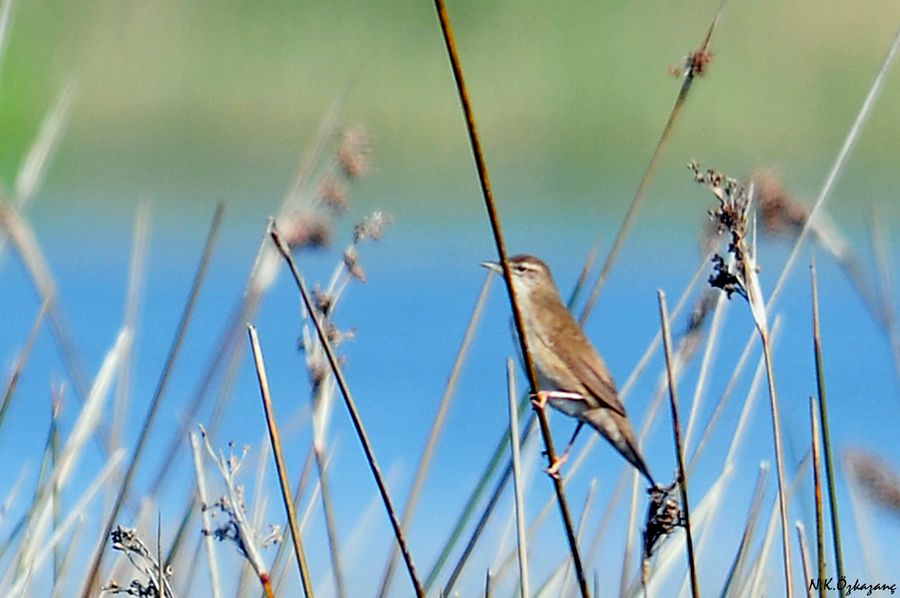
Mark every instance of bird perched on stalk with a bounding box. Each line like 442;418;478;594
483;254;655;485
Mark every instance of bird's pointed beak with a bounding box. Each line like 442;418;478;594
480;260;502;274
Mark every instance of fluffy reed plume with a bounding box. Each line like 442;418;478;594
845;450;900;517
102;526;175;598
278;125;374;251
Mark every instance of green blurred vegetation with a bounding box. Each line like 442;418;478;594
0;0;898;220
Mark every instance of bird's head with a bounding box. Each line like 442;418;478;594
480;254;554;297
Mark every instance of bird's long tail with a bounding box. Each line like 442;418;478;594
582;407;655;486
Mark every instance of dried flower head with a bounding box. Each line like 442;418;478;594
690;161;765;315
102;526;175;598
338;126;372;179
198;428;279;582
642;482;683;563
353;211;392;244
846;450;900;517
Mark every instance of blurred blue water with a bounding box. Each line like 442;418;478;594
1;196;898;596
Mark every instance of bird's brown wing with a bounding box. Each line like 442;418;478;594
572;351;627;416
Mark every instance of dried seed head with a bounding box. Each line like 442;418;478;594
343;246;366;282
690;161;755;302
751;170;809;236
642;483;683;561
353;211;392;244
846;450;900;517
279;209;332;250
312;285;334;316
317;171;350;212
338;126;372;179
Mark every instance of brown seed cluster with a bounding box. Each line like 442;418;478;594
846;450;900;517
690;161;754;300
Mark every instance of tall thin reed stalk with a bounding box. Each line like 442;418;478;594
81;203;225;598
378;273;493;597
719;462;768;597
270;224;424;597
0;300;48;430
796;522;813;598
432;2;589;593
247;325;314;598
188;432;222;598
808;397;825;598
578;0;730;325
657;290;699;598
506;359;530;598
810;261;845;589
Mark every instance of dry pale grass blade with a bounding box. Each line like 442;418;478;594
50;516;83;598
13;80;76;210
477;419;542;587
577;0;730;325
80;203;224;598
718;462;769;598
306;360;345;598
339;468;404;582
767;28;900;313
378;273;493;597
111;204;150;458
189;431;223;598
26;448;125;580
11;329;129;597
843;454;884;579
869;205;900;386
271;224;424;597
0;198;90;404
432;2;589;592
423;396;531;593
505;359;530;598
796;522;814;598
682;289;729;455
248;325;314;598
0;0;13;72
742;452;810;598
0;299;48;431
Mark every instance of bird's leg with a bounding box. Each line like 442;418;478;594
530;390;550;410
546;421;584;480
530;389;585;410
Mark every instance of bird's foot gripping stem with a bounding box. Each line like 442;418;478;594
545;449;571;480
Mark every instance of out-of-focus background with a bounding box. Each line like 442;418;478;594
1;1;899;596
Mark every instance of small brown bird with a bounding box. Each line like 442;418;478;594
483;254;655;485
